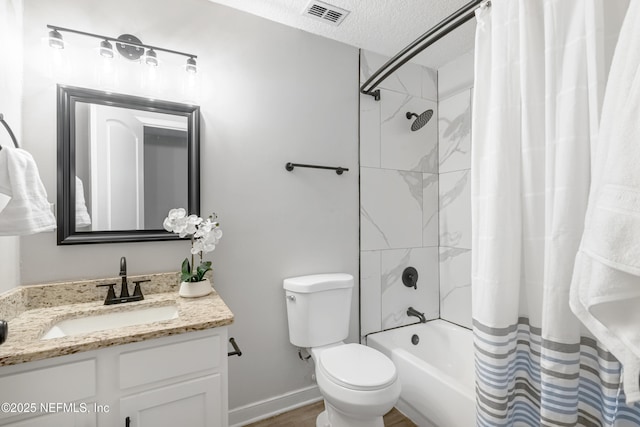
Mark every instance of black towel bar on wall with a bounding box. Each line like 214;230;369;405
285;162;349;175
0;113;20;150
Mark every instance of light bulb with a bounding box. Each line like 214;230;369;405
48;29;64;49
145;49;158;66
99;40;114;58
185;57;197;74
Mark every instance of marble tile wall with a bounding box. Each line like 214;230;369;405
437;58;474;329
360;50;440;337
360;50;475;334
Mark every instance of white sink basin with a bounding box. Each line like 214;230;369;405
41;305;179;340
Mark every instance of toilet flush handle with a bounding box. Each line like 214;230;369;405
286;294;296;302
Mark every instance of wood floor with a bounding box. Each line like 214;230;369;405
244;400;417;427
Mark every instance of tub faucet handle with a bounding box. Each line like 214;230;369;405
403;267;418;290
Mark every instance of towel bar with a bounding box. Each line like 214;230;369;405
0;114;20;149
285;162;349;175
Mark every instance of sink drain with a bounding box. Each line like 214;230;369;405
411;334;419;345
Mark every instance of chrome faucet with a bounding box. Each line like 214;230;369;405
96;257;146;305
407;306;426;323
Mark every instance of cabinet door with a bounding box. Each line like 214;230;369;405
0;358;97;427
2;410;96;427
120;374;221;427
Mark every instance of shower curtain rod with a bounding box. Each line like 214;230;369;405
360;0;487;100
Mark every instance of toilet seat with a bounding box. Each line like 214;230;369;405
318;343;397;391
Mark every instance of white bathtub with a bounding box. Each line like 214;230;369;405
367;320;475;427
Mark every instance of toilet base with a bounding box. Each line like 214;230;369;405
316;410;329;427
316;401;384;427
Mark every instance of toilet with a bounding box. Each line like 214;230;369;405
283;273;401;427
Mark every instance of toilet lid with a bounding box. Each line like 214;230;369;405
318;343;397;391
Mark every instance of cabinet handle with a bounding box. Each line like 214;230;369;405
125;416;130;427
228;337;243;357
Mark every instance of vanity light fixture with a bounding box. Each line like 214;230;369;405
144;49;158;67
185;57;197;73
46;25;198;73
48;29;64;49
99;40;114;58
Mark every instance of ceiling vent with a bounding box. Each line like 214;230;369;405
303;0;350;26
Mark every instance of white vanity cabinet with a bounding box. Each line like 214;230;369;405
0;328;228;427
1;412;95;427
120;374;221;427
117;330;226;427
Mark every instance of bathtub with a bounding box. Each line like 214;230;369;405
367;320;475;427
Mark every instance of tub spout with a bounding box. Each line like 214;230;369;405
407;307;426;323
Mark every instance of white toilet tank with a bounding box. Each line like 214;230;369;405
283;273;353;348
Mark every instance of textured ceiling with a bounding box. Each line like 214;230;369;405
206;0;477;70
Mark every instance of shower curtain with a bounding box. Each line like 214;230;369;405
472;0;640;425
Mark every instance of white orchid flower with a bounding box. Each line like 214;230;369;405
163;208;188;232
168;208;186;219
191;239;205;254
163;209;222;281
162;208;186;231
174;217;189;236
196;219;213;235
185;215;201;233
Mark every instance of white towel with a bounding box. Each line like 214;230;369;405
75;176;91;228
0;146;56;235
570;0;640;403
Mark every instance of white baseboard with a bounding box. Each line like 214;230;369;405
395;398;434;427
229;385;323;427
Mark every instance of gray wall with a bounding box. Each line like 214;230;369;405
20;0;359;420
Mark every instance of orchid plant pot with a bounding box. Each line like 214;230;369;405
163;208;223;299
179;278;213;298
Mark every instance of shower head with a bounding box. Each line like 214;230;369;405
406;109;434;132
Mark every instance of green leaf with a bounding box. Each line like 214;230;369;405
195;261;212;282
181;258;192;282
181;258;191;274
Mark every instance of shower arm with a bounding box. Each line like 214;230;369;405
360;0;488;101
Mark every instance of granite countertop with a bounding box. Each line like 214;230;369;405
0;272;234;366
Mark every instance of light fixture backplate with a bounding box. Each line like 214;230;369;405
116;34;144;60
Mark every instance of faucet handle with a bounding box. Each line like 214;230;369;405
402;267;418;290
96;283;117;305
132;279;149;298
0;320;7;345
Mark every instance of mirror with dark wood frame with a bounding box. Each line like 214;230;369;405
57;85;200;244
